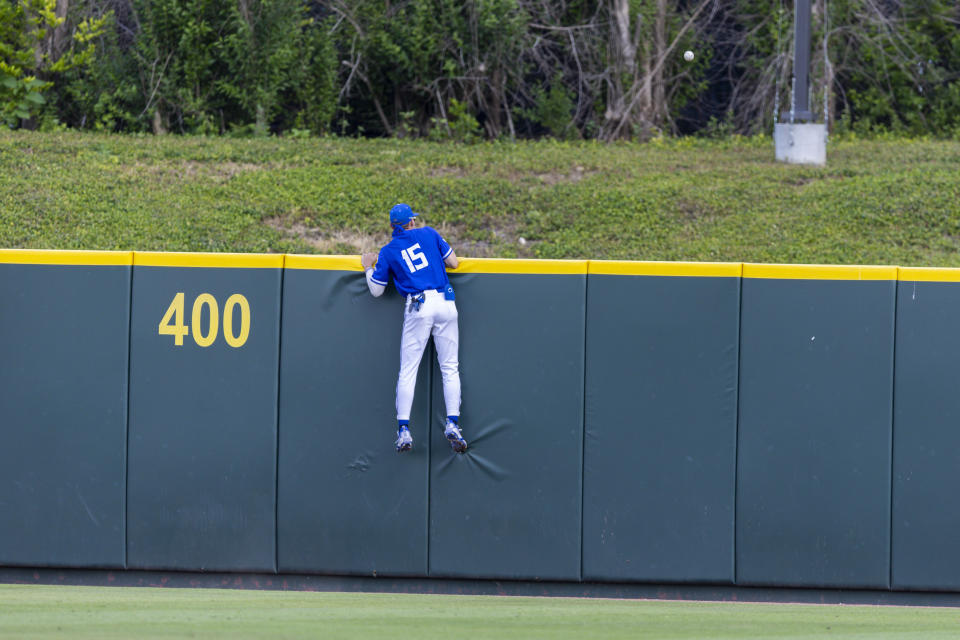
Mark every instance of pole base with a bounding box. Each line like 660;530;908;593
774;123;826;165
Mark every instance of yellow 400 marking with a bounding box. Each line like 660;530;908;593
158;292;251;348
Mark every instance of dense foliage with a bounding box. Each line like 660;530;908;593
0;0;958;138
2;131;959;266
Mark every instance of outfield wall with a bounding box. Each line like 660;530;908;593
1;249;958;592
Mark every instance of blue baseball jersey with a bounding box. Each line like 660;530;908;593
370;226;454;296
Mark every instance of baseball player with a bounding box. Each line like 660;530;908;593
360;203;467;454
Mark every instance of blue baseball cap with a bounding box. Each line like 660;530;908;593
389;203;419;227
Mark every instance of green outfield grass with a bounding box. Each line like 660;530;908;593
1;131;958;266
0;585;958;639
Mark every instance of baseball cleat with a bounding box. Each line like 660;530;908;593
395;427;413;452
444;421;467;453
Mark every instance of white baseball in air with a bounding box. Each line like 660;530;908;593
684;50;695;62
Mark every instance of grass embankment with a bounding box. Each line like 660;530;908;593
1;585;958;639
1;131;958;266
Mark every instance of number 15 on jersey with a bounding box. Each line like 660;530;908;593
400;243;429;273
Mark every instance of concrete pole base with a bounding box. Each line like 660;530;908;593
774;123;827;165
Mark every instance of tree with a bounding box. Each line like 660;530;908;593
328;0;528;138
0;0;106;127
830;0;960;133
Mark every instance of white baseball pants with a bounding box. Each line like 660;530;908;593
396;289;461;421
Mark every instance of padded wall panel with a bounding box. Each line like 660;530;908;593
127;260;281;572
582;273;739;583
0;261;130;568
892;277;960;590
277;265;429;576
428;270;585;581
737;275;895;588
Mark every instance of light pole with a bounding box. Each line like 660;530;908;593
790;0;813;122
774;0;827;164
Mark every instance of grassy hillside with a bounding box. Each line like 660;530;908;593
1;131;958;266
